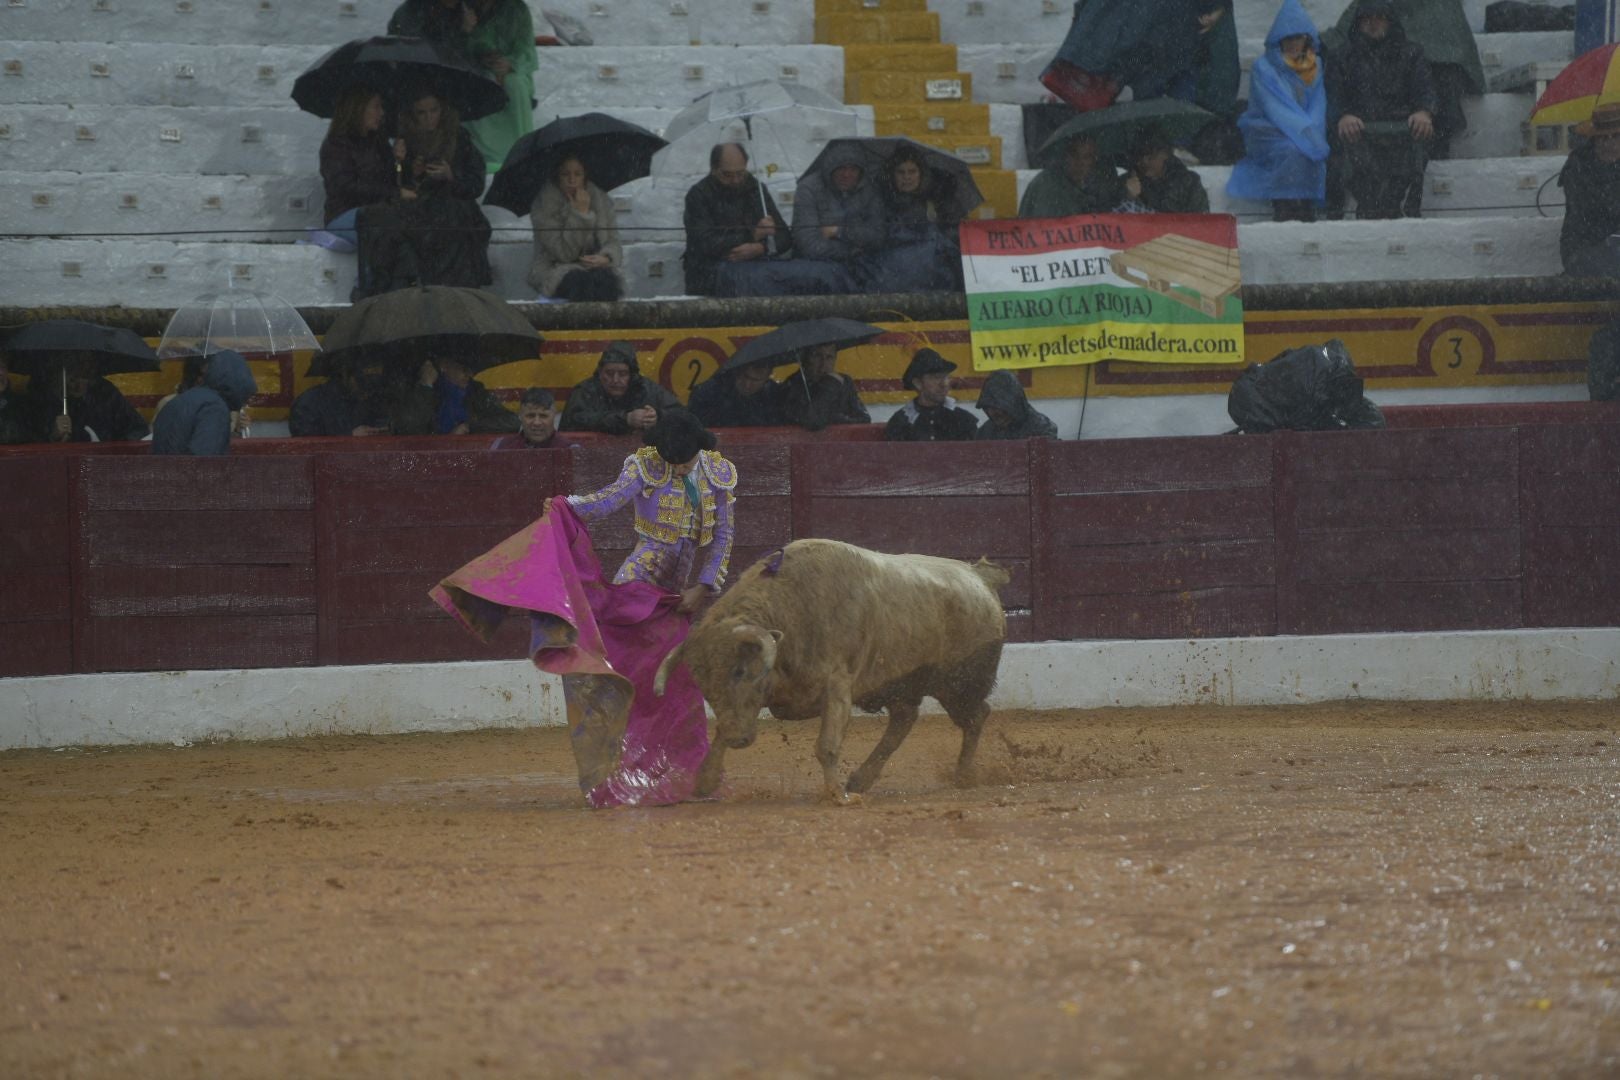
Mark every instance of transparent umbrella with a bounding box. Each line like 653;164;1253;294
652;80;863;179
157;286;322;360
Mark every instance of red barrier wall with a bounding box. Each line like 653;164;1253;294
2;414;1617;679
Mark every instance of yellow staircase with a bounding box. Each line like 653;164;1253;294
817;0;1019;219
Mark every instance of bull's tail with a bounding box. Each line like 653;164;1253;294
970;557;1011;591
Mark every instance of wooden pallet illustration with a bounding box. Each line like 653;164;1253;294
1108;234;1242;318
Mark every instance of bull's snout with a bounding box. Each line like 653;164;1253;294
726;732;757;750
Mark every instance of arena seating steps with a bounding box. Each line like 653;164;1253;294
0;0;1579;308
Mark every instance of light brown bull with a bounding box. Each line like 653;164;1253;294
655;539;1009;800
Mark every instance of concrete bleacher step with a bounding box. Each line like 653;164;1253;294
0;105;328;176
843;43;959;74
0;0;819;47
870;102;990;136
0;171;325;240
0;213;1564;309
845;69;975;105
0;42;325;109
531;44;845;111
815;11;941;43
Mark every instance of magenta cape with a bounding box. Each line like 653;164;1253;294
430;501;708;807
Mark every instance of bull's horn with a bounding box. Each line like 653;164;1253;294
653;641;685;696
731;624;784;674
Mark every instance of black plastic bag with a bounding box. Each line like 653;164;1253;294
1227;339;1385;433
1590;320;1620;402
1484;1;1576;33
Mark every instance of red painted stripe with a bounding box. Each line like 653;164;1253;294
1492;312;1614;327
1246;317;1423;334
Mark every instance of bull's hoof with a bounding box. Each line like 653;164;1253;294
844;770;877;795
820;787;863;807
726;734;756;750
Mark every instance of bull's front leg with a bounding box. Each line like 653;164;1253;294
815;676;855;803
693;742;727;798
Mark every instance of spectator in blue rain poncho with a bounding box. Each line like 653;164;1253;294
1226;0;1330;222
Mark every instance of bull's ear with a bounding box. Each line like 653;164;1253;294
729;623;781;679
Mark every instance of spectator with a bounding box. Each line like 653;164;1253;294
27;357;148;443
872;146;964;292
0;356;29;445
1019;134;1128;218
459;0;538;173
493;387;568;448
687;359;780;428
387;91;494;287
1226;0;1330;223
1171;1;1242;125
1123;127;1210;213
976;370;1059;440
775;343;870;431
791;143;884;294
154;354;250;440
1039;0;1208;113
682;144;836;298
386;355;519;436
150;351;258;456
560;342;679;435
387;0;473;39
1327;0;1482;160
1558;102;1620;277
528;155;625;302
884;349;977;442
319;88;410;249
289;358;387;437
1329;0;1437;219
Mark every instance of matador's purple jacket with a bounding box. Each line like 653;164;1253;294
566;445;738;593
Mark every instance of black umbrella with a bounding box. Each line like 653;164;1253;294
1036;99;1215;169
291;36;508;121
310;286;541;377
723;318;885;372
484;113;667;216
0;319;161;377
803;136;984;222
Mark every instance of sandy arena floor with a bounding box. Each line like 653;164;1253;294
2;701;1618;1079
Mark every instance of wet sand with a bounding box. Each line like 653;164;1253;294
2;701;1618;1079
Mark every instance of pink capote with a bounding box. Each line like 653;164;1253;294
430;501;708;807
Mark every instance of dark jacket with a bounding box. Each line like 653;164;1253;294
491;430;570;449
26;373;148;442
1053;0;1204;98
1137;157;1211;213
320;133;398;224
1328;6;1438;125
289;379;375;437
976;369;1059;440
774;369;870;431
1558;143;1620;276
884;398;978;442
401;125;487;203
682;174;794;296
0;390;30;444
883;173;964;247
150;352;257;456
387;0;469;43
389;377;519;436
1018;163;1128;218
559;374;680;434
792;143;887;263
687;371;781;427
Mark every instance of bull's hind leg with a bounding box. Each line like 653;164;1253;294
943;698;992;787
844;701;919;795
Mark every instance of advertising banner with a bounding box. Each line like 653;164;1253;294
961;214;1245;370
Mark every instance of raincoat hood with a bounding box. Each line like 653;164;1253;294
815;142;868;185
595;340;641;377
1350;0;1408;43
1265;0;1320;50
976;370;1033;424
203;350;257;411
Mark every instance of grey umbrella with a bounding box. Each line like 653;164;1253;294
722;318;884;372
803;136;985;221
1036;98;1216;168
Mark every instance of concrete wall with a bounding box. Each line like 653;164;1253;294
3;628;1615;749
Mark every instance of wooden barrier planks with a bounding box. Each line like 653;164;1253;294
792;442;1034;640
1034;437;1276;640
72;457;317;672
315;450;568;665
1277;427;1523;634
1520;423;1620;627
0;456;74;676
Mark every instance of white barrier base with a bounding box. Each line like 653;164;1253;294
2;629;1616;750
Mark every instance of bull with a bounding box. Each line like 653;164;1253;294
654;539;1009;800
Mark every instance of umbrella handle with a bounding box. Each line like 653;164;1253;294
758;181;775;256
61;366;68;415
